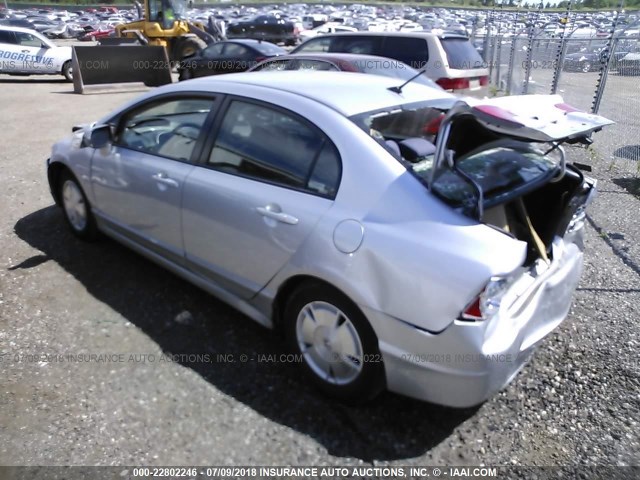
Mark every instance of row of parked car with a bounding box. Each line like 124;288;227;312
178;32;489;96
3;3;639;44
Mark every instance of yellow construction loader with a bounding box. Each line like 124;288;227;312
115;0;224;62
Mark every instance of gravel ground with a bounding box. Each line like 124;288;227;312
0;73;638;471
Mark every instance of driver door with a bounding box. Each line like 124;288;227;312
90;95;218;265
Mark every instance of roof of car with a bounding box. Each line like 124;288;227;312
295;31;468;40
265;52;403;63
0;25;40;34
179;70;454;117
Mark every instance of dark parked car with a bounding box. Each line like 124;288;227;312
250;52;442;90
563;48;628;73
178;39;286;81
226;14;299;46
618;52;640;76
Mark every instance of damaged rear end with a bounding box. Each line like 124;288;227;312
429;95;611;325
357;94;612;406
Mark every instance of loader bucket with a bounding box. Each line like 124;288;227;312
72;45;173;94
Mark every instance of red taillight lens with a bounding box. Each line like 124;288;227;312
461;297;483;321
479;75;489;86
435;77;470;91
254;56;266;64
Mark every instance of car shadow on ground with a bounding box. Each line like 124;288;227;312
613;177;640;199
13;205;479;461
0;77;68;84
613;145;640;161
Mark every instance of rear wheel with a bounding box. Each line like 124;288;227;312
283;283;385;403
62;60;73;82
59;171;98;241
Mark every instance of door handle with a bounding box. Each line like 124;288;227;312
152;172;179;188
256;206;298;225
21;49;29;53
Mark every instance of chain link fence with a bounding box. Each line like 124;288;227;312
475;13;640;176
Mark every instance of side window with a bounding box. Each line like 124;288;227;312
203;43;224;58
116;97;215;162
382;37;429;69
308;142;341;197
0;31;16;44
332;36;382;55
209;100;340;197
222;43;249;58
15;32;42;48
296;37;331;53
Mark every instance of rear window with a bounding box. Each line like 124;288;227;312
428;142;559;209
440;38;485;70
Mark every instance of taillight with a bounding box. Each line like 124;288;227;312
461;297;483;321
435;77;470;91
479;75;489;86
460;276;514;322
254;56;266;64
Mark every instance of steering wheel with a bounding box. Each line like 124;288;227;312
170;122;202;141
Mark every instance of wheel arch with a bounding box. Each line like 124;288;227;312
47;161;72;206
272;274;363;332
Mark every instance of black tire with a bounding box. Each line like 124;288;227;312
581;62;592;73
178;67;193;81
59;170;99;241
173;36;207;62
283;283;385;403
62;60;73;82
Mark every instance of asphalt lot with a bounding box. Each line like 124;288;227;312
0;71;639;470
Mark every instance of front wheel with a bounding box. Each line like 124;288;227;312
283;284;385;403
581;62;592;73
59;171;98;241
62;60;73;82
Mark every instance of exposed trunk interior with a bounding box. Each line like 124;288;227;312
446;114;590;266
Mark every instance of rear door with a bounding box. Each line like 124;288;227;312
182;98;341;299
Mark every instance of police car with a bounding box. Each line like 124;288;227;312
0;26;73;81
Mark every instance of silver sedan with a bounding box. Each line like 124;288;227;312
47;72;611;406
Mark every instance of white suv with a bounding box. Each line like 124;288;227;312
0;26;73;81
292;32;489;96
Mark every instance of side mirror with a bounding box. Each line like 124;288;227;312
90;124;112;148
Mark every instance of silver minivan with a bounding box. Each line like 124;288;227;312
291;31;489;96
